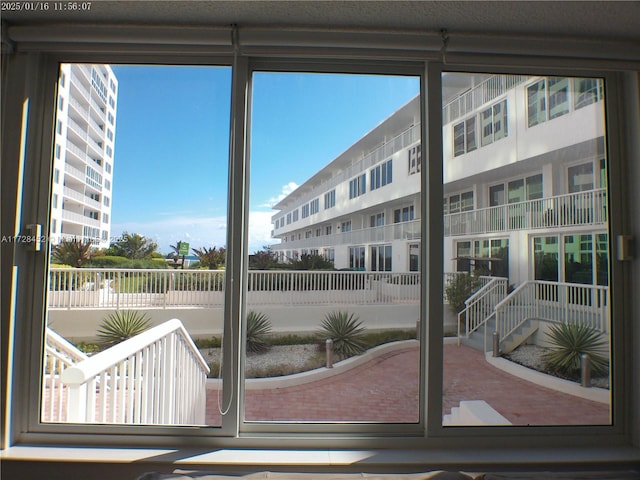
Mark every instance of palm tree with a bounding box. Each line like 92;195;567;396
110;232;158;259
192;246;226;269
51;238;93;266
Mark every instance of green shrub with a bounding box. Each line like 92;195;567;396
195;336;222;348
444;273;483;314
362;328;416;348
86;255;131;268
542;323;609;378
246;310;272;353
317;311;366;359
96;310;151;349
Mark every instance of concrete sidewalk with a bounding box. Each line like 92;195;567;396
205;343;610;426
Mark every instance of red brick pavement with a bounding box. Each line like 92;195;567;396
205;343;610;426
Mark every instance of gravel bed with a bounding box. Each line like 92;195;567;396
504;344;610;389
200;344;321;371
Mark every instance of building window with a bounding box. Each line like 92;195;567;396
481;99;508;146
574;78;604;109
445;191;473;214
340;220;352;232
568;162;594;192
286;212;292;224
370;212;385;227
409;243;420;272
324;189;335;209
465;117;477;152
527;79;547;127
310;198;319;215
349;246;365;270
370;159;392;191
371;244;392;272
349;173;366;199
394;205;414;223
58;96;64;111
301;203;310;218
292;209;299;222
453;121;465;156
325;225;332;235
408;144;421;175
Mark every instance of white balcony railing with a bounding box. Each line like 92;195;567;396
445;188;607;236
48;269;422;309
274;219;420;251
61;210;100;227
442;74;529;125
60;319;209;425
495;280;610;345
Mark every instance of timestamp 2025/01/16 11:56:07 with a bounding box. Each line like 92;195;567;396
1;1;92;11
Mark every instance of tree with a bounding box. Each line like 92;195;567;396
192;246;226;269
290;253;334;270
109;232;158;259
51;238;93;266
249;247;277;270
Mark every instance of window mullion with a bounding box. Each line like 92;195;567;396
221;54;250;436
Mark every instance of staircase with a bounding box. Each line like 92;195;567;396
443;400;511;426
461;314;538;354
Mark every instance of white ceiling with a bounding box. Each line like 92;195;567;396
3;1;640;42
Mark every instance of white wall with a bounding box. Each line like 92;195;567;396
48;304;420;342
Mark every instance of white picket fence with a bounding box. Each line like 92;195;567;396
48;269;422;309
54;319;209;425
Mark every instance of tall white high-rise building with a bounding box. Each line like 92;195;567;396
50;64;118;249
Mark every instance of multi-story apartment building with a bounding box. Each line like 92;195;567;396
270;73;607;289
50;64;118;249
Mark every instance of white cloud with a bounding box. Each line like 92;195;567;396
260;181;299;208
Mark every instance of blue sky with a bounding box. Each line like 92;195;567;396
109;66;419;255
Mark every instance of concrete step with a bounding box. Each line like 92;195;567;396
443;400;511;426
501;323;539;354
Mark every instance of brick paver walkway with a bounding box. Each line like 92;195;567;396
205;343;610;426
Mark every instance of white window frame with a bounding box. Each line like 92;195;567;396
1;27;634;465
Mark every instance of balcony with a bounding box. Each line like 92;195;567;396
444;188;607;237
273;219;420;250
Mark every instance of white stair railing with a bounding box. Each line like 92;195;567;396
494;281;609;348
458;276;509;340
60;319;209;425
42;328;89;422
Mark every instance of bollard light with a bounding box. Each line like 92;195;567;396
492;331;500;357
326;338;334;368
581;353;592;387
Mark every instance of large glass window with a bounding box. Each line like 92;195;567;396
43;64;231;427
247;71;420;425
444;73;611;427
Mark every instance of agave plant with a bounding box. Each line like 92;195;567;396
318;311;366;359
96;310;151;349
542;323;609;378
245;310;272;353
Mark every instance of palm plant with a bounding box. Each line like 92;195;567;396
96;310;151;349
51;238;93;266
192;246;226;269
245;310;272;353
542;323;609;378
318;311;366;359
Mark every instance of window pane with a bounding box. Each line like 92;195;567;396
44;64;231;427
443;73;610;427
247;72;421;424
